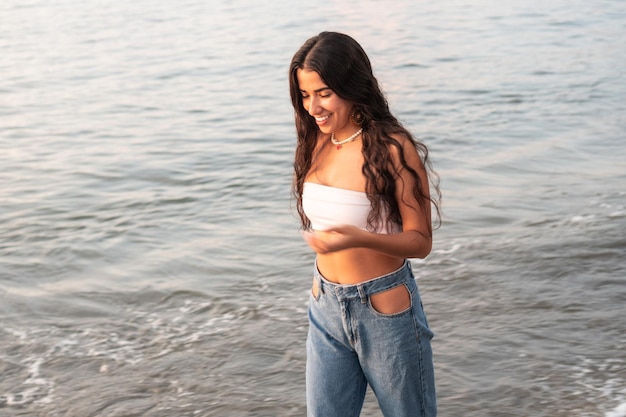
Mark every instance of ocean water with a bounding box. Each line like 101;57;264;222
0;0;624;416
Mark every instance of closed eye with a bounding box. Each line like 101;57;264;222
300;87;332;98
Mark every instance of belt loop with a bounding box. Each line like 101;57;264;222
357;285;366;304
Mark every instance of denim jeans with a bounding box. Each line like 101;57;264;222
306;260;437;417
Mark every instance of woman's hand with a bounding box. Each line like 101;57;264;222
302;225;365;254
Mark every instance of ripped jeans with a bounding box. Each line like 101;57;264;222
306;260;437;417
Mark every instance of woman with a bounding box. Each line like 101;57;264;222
289;32;441;417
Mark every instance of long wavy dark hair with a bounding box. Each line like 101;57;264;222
289;31;441;233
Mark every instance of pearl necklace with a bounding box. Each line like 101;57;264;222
330;128;363;150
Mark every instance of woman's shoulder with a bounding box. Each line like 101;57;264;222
385;131;424;171
385;131;418;154
388;131;412;146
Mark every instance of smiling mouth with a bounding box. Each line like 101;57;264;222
315;115;330;123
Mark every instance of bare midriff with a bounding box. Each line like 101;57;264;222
315;248;405;284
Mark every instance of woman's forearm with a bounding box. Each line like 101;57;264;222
356;228;432;259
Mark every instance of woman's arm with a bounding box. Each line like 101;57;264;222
302;225;431;258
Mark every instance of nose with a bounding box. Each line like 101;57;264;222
306;95;320;116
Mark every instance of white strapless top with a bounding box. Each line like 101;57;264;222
302;182;399;233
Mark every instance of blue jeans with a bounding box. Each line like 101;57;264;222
306;260;437;417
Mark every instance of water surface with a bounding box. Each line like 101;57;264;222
1;0;624;416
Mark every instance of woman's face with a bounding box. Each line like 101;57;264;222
296;68;358;138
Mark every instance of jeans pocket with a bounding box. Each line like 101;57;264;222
311;278;321;302
413;300;435;340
